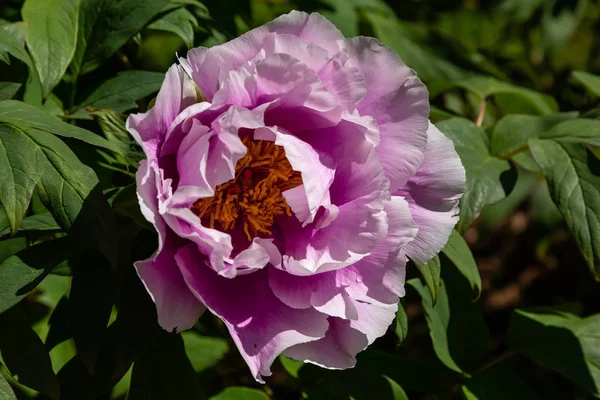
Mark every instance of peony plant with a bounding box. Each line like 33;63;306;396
128;10;465;381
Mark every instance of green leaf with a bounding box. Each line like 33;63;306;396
0;30;35;79
0;100;120;152
22;0;79;97
72;0;175;75
573;70;600;97
441;230;482;300
431;76;558;116
181;331;229;372
528;139;600;278
0;372;16;400
409;278;464;374
0;237;71;314
147;8;197;49
0;119;118;266
491;113;579;159
89;109;144;167
0;212;59;237
0;124;46;233
0;83;21;101
394;300;408;344
541;119;600;147
209;387;269;400
71;70;165;117
462;365;542;400
128;331;205;400
0;307;60;399
279;355;303;379
509;308;600;396
409;259;490;373
437;118;511;232
412;255;441;305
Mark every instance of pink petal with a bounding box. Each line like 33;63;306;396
254;128;335;225
396;122;465;264
135;160;205;332
176;244;329;382
127;64;196;159
318;49;367;112
181;11;342;101
341;37;429;192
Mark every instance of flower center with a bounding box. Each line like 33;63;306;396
191;137;302;241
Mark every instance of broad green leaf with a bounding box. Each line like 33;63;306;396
128;331;204;400
462;365;542;400
0;237;71;314
431;76;558;115
0;307;60;399
509;308;600;396
0;121;118;266
441;230;482;300
71;70;164;117
147;8;198;49
209;388;269;400
0;372;16;400
0;83;21;101
394;300;408;344
409;278;463;374
181;331;229;372
542;119;600;147
529;139;600;278
437;118;511;232
0;238;27;265
22;0;79;97
72;0;175;75
0;124;46;233
0;31;35;78
412;255;441;305
491;113;579;159
0;213;60;237
409;260;490;373
0;100;120;152
573;70;600;97
0;21;27;46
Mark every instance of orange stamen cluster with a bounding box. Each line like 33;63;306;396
191;137;302;241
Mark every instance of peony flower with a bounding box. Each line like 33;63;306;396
127;10;465;381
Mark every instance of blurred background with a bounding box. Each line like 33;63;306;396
2;0;600;399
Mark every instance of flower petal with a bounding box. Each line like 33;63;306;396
182;11;342;101
176;244;329;382
341;37;429;192
127;64;196;159
135;160;205;332
396;122;466;264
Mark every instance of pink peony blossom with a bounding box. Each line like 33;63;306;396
128;11;465;381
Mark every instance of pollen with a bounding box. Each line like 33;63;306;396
191;137;303;241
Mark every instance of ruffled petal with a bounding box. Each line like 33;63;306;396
134;160;205;332
176;244;329;382
341;37;429;192
181;11;342;101
396;122;465;264
283;297;397;369
254;127;335;225
127;64;196;159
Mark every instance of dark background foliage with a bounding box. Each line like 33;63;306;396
1;0;600;399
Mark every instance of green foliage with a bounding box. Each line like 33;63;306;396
0;0;600;398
